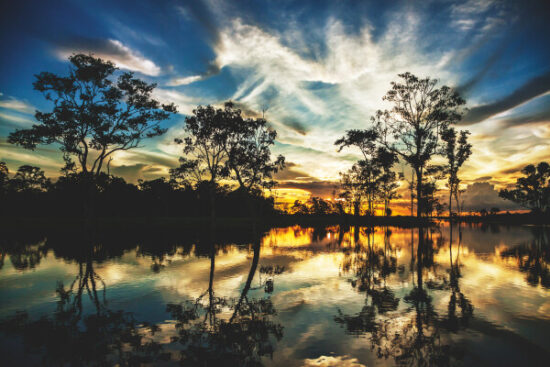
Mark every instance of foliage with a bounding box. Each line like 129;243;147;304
499;162;550;213
373;72;466;217
0;164;279;218
10;165;50;192
336;129;399;216
441;127;472;216
8;54;177;177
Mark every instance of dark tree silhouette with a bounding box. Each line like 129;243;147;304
339;163;367;216
499;162;550;213
10;165;50;192
336;129;398;216
173;102;284;221
441;127;472;218
223;103;285;194
8;54;177;177
7;54;176;221
173;102;234;221
373;73;466;218
0;161;8;189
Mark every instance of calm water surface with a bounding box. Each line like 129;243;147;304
1;223;549;366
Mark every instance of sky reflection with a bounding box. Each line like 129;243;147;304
1;223;549;366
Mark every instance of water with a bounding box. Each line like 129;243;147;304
1;223;549;366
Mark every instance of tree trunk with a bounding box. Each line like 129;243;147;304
209;181;216;223
449;188;453;220
416;169;423;218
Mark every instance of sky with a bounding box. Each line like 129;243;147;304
1;0;549;212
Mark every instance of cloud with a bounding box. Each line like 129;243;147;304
56;37;161;76
461;182;520;211
166;75;203;86
0;112;34;127
303;355;366;367
110;163;165;182
462;71;550;124
273;162;313;181
0;97;35;114
276;180;338;198
497;105;550;127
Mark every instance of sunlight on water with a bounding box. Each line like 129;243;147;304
1;223;549;366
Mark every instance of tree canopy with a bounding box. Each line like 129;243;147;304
8;53;177;177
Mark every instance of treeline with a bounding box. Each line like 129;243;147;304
0;163;278;218
4;54;284;221
3;54;550;221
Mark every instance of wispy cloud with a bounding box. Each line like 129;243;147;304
0;96;35;114
56;38;161;76
462;71;550;124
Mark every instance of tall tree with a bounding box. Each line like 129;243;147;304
8;54;177;177
373;73;465;217
499;162;550;213
223;107;285;194
441;127;472;217
377;148;399;216
173;103;232;221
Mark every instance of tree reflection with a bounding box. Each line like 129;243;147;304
336;226;473;366
500;226;550;288
166;230;284;366
0;238;167;366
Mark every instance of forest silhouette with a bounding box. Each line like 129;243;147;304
1;54;550;225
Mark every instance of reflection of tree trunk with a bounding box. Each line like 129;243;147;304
231;240;260;323
417;227;424;290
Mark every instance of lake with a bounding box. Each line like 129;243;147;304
1;223;549;366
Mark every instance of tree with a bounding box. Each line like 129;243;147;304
222;103;285;194
173;102;285;220
8;54;177;177
339;163;367;216
499;162;550;213
373;73;466;217
173;103;232;221
336;129;398;216
377;148;399;216
0;162;8;196
441;127;472;218
11;165;50;192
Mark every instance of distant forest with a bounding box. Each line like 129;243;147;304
1;54;549;221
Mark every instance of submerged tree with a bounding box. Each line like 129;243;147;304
441;127;472;217
374;73;466;218
499;162;550;213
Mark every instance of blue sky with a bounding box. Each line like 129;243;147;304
1;0;549;206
